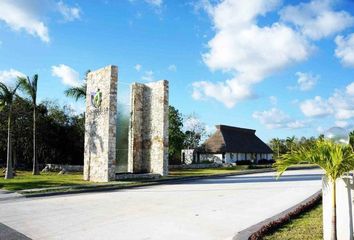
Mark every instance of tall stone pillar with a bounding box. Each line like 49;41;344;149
128;80;169;176
84;65;118;182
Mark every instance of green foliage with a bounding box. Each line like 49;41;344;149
350;131;354;149
274;140;354;181
64;84;87;101
269;136;319;159
0;98;84;168
168;106;185;164
18;75;38;105
64;70;90;101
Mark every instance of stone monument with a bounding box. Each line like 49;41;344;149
84;65;117;182
128;80;169;176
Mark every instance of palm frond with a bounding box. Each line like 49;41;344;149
274;140;354;181
64;83;87;101
18;75;37;103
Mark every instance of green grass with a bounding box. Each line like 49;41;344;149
263;204;323;240
0;170;92;191
0;163;317;192
168;165;251;177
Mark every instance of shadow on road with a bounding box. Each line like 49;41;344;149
180;174;323;185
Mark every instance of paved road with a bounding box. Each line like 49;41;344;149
0;169;323;240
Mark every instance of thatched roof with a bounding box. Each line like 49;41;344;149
200;125;273;154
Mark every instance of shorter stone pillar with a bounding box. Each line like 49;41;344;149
128;80;169;176
322;176;354;240
83;65;118;182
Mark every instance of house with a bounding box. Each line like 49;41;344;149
181;125;273;164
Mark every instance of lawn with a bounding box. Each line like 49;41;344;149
0;166;264;191
168;165;251;177
0;170;91;191
263;204;323;240
0;164;316;192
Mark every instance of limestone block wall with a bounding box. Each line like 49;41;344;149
84;65;118;182
128;80;169;176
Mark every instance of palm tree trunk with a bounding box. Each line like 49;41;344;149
331;180;337;240
5;106;13;179
32;107;39;175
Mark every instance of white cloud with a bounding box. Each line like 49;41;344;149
192;0;312;108
296;72;318;91
280;0;354;40
335;33;354;67
0;0;50;42
134;64;142;72
269;96;277;105
51;64;81;87
0;69;25;86
192;80;252;108
145;0;162;7
168;64;177;72
328;90;354;120
252;107;308;129
346;82;354;95
57;1;81;22
300;83;354;123
141;70;155;82
300;96;333;117
335;120;350;128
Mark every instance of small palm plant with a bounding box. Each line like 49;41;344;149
0;82;20;179
274;139;354;240
18;74;39;175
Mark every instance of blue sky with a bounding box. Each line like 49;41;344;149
0;0;354;142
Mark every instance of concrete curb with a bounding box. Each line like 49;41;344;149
233;190;322;240
2;166;319;200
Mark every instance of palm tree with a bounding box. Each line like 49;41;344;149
274;140;354;240
18;75;39;175
285;136;296;153
64;83;87;101
64;70;90;101
0;82;20;179
270;138;281;158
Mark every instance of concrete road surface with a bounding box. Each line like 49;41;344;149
0;169;323;240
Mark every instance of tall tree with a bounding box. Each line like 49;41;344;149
350;131;354;149
275;140;354;240
183;113;206;149
0;82;20;179
18;75;39;175
168;106;185;164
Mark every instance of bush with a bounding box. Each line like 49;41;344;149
236;160;252;165
257;159;275;165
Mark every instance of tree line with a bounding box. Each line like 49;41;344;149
269;133;354;159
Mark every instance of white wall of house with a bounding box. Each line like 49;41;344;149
188;152;273;164
199;154;223;163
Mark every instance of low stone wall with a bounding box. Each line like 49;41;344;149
169;163;227;170
42;164;83;172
